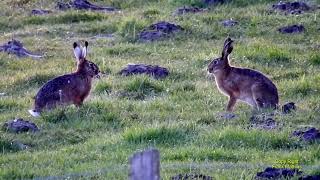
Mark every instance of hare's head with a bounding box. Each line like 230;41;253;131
73;41;100;78
208;37;234;74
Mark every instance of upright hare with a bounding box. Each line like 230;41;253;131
208;38;279;112
29;41;100;117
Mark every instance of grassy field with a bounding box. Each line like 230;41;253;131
0;0;320;179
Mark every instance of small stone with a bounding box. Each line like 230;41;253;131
222;19;238;27
3;118;39;133
278;25;305;34
118;64;169;79
282;102;296;114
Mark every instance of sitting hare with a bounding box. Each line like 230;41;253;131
28;41;100;117
208;37;279;112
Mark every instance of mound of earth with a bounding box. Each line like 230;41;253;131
173;6;207;15
31;9;52;15
282;102;296;114
292;127;320;142
256;167;302;179
56;0;117;11
203;0;225;5
118;64;169;79
0;39;43;59
272;1;311;14
3;118;39;133
249;113;277;130
278;25;305;34
138;21;183;42
171;173;212;180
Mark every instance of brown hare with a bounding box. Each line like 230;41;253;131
208;37;279;112
28;41;100;117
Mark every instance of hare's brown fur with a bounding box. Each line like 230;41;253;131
208;38;279;111
30;41;100;116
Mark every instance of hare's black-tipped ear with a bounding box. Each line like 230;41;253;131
73;42;82;62
222;38;234;60
82;41;88;59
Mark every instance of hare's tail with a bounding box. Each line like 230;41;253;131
28;109;41;117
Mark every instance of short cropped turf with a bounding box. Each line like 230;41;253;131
0;0;319;179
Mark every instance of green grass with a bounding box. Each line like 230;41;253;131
0;0;320;179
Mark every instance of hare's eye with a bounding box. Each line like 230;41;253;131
213;60;219;65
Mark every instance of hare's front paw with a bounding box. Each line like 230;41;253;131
216;112;237;120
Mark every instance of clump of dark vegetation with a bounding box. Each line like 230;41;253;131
278;25;305;34
139;21;184;42
119;64;169;79
0;39;43;59
3;118;39;133
256;167;302;179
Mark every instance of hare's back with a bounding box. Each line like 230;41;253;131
36;74;77;99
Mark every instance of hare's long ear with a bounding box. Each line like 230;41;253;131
222;38;234;60
73;42;83;62
82;41;88;59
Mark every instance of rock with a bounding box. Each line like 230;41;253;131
249;113;277;130
272;1;311;14
299;175;320;180
31;9;52;15
292;127;320;142
11;140;29;150
222;19;238;27
138;21;183;42
56;0;117;11
118;64;169;79
278;25;305;34
171;173;213;180
282;102;296;114
173;6;207;15
256;167;302;179
3;118;39;133
0;39;43;59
